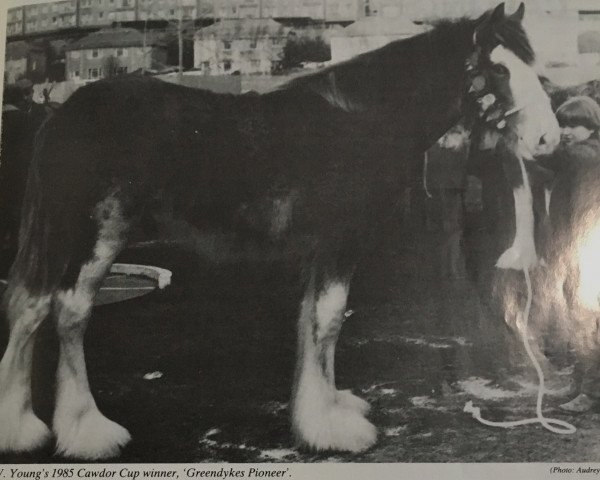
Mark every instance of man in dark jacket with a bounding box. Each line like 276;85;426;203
15;78;48;131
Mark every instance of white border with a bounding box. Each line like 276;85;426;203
0;1;598;477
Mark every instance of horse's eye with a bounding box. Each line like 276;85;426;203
491;63;509;76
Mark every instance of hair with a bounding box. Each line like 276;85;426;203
556;96;600;132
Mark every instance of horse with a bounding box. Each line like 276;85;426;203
0;3;559;460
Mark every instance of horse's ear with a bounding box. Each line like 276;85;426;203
491;3;506;23
510;2;525;22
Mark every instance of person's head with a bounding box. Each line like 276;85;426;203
15;78;34;107
555;96;600;146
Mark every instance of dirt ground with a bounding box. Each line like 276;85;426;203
1;208;600;464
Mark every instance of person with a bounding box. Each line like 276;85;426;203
538;96;600;413
15;77;48;130
424;124;470;279
0;83;37;261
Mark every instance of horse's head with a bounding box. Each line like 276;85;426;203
466;2;560;158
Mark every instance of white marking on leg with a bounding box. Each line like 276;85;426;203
53;274;130;459
497;153;538;270
545;187;552;217
53;196;130;459
291;279;376;452
0;287;52;452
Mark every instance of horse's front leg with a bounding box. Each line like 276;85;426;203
291;266;376;452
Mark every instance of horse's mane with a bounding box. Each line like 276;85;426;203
473;9;534;65
279;9;535;113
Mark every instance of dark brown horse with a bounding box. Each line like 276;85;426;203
0;3;558;459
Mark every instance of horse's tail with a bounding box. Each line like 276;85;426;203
5;122;93;302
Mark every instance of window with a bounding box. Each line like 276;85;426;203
73;70;80;78
223;60;231;71
223;40;231;50
88;68;100;78
250;39;257;48
170;9;175;15
116;48;124;56
98;12;104;18
115;66;128;75
92;49;99;58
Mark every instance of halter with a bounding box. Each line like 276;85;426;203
465;32;529;131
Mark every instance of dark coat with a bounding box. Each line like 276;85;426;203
0;105;37;249
541;137;600;246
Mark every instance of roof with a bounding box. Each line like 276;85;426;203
195;18;289;40
66;27;165;51
333;16;426;38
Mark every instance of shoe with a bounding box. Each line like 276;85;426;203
559;393;595;413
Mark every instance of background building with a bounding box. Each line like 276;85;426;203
65;26;167;81
194;18;289;74
4;41;47;83
7;0;600;88
22;1;78;34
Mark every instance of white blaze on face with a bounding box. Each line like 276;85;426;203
489;45;560;158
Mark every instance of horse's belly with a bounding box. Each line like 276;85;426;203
132;189;312;262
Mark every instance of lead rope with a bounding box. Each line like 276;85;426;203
423;151;433;199
464;266;576;434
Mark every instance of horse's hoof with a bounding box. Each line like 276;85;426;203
336;389;371;415
0;407;52;453
294;403;377;453
54;409;131;460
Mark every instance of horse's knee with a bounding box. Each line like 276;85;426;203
54;289;93;338
5;285;51;335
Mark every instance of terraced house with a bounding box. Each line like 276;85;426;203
65;27;166;81
194;18;289;75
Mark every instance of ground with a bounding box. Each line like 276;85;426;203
1;208;599;464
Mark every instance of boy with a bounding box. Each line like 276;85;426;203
540;96;600;412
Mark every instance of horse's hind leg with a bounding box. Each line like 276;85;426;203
0;287;52;452
52;196;131;460
291;264;376;452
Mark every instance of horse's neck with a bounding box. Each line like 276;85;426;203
397;22;475;150
416;32;472;146
292;19;475;149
